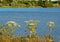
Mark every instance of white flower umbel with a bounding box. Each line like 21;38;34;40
47;21;54;27
6;21;21;27
25;20;39;38
6;21;21;32
47;21;54;36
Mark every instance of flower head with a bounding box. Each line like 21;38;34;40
47;21;54;27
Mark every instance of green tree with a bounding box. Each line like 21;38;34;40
6;0;13;3
38;0;43;6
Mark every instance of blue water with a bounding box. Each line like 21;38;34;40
0;8;60;42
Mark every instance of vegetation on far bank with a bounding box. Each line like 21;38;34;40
0;0;60;8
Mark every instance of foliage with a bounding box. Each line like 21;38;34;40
0;0;60;8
